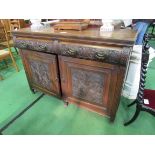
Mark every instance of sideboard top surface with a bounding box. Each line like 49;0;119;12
12;26;137;47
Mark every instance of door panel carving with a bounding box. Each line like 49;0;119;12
29;60;52;90
20;50;60;96
71;68;104;105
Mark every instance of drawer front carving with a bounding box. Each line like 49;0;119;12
58;43;131;66
14;38;58;52
14;37;131;66
71;68;104;105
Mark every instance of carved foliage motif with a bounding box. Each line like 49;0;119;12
59;44;131;66
14;38;131;66
29;60;51;90
14;38;58;52
71;68;104;105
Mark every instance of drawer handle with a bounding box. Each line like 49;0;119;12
20;41;28;48
95;53;105;60
67;49;76;55
37;44;47;51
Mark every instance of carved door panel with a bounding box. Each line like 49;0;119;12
59;56;119;116
20;50;60;97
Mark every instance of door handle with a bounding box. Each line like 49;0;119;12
95;52;106;60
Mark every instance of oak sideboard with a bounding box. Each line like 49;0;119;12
12;26;137;121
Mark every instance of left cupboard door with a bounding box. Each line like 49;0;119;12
20;49;61;97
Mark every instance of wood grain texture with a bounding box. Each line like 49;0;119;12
12;26;137;46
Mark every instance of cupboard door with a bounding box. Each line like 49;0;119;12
59;56;121;117
20;50;60;97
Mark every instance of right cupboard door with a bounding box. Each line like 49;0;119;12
58;56;123;119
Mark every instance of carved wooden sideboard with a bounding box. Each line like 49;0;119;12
12;26;137;121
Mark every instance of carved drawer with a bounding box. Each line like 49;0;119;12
14;38;58;53
57;42;131;66
14;37;131;66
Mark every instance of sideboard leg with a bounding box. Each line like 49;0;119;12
109;115;115;122
64;101;69;107
30;88;36;94
110;118;114;122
